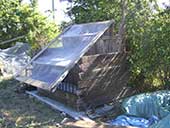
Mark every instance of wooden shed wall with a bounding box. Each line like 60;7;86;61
63;25;121;85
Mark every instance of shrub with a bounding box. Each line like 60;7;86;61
0;0;59;52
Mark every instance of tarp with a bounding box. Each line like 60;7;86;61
122;91;170;119
0;42;30;76
108;115;159;128
150;114;170;128
109;90;170;128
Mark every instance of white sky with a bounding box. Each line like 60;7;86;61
157;0;170;8
23;0;170;25
37;0;71;24
22;0;71;24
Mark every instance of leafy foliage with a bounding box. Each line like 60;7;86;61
129;8;170;91
68;0;170;91
0;0;59;51
69;0;121;23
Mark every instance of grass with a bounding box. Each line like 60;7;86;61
0;76;65;128
0;76;122;128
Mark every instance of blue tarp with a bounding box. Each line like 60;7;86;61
150;114;170;128
109;91;170;128
108;115;159;128
122;91;170;119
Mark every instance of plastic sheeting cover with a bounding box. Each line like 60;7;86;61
149;113;170;128
108;115;159;128
108;91;170;128
0;42;30;76
34;35;95;66
122;91;170;119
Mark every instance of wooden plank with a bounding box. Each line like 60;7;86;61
79;52;119;71
80;52;123;64
79;66;120;81
84;26;116;56
78;53;127;81
78;64;127;88
83;21;115;56
26;90;93;122
78;61;128;94
86;73;128;98
95;38;118;54
101;35;114;40
63;64;81;85
96;39;105;54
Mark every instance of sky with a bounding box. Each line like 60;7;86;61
23;0;71;24
23;0;170;25
157;0;170;8
37;0;71;24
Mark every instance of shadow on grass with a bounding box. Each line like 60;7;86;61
0;76;17;89
0;76;64;128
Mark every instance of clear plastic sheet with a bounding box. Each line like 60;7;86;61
0;42;30;76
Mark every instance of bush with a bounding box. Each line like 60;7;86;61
128;8;170;91
68;0;170;91
0;0;59;52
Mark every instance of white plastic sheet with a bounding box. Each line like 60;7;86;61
0;42;30;76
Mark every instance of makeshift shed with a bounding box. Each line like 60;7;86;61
16;20;129;111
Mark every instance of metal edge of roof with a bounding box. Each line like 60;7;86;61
73;20;114;26
50;20;115;92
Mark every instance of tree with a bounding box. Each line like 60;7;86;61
67;0;170;91
0;0;59;51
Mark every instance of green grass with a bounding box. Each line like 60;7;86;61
0;76;121;128
0;76;64;128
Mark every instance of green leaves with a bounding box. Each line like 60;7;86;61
129;8;170;90
0;0;59;51
69;0;121;23
68;0;170;91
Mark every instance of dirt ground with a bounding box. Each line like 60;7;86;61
0;76;65;128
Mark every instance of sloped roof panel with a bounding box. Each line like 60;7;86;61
16;20;114;91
